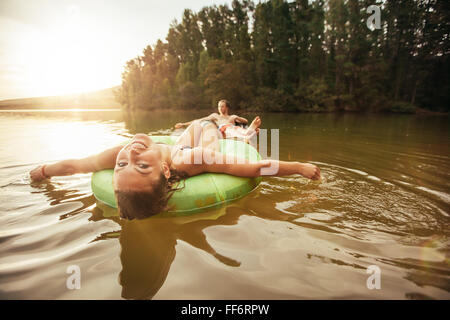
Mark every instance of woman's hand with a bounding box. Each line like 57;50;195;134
298;163;321;180
174;123;184;129
28;145;122;183
30;165;48;182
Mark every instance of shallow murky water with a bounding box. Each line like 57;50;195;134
0;109;449;299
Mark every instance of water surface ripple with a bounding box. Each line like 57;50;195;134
0;110;448;299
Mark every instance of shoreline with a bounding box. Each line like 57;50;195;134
121;106;450;116
0;105;447;116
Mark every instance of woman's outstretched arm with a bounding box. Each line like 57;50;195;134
176;148;321;180
30;145;123;182
215;159;321;180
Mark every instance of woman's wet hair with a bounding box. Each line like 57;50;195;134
115;169;188;220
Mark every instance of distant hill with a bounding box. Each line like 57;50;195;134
0;87;121;109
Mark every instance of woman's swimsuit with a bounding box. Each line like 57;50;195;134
200;120;215;128
172;144;192;158
156;141;191;150
200;120;223;139
155;142;192;158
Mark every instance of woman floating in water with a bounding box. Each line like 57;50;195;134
30;120;320;219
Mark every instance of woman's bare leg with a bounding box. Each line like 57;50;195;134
175;120;221;152
199;122;221;152
175;120;202;147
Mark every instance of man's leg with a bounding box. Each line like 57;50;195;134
245;116;261;135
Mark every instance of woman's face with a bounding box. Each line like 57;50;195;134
113;134;165;191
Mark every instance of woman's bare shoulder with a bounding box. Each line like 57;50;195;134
170;147;203;176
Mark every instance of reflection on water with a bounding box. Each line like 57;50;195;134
0;109;449;299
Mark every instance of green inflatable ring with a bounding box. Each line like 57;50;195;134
91;136;262;215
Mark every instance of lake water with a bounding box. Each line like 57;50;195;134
0;109;449;299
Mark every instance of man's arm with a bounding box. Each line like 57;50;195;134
234;116;248;124
174;113;217;129
174;120;194;129
30;145;123;182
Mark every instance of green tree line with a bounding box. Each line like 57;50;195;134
116;0;449;113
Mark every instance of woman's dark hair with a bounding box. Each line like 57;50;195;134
115;169;188;220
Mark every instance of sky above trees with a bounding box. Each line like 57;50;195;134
0;0;229;100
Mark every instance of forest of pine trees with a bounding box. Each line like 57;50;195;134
115;0;449;113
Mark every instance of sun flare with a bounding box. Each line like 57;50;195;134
21;5;116;97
